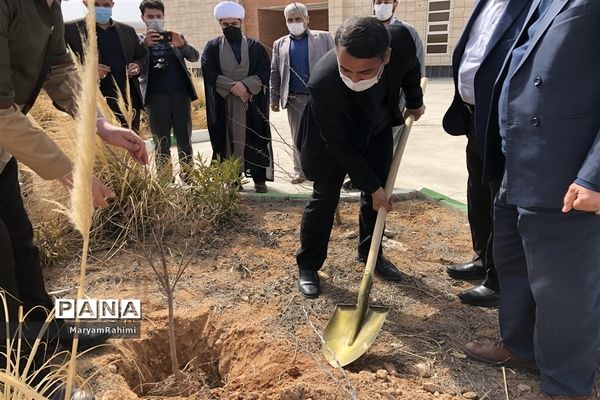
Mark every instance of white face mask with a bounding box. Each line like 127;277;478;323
287;22;306;37
145;18;165;31
373;3;394;22
339;64;385;92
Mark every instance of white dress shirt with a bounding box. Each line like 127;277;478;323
458;0;509;105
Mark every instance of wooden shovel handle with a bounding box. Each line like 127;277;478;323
362;78;428;278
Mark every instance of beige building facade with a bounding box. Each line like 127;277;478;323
165;0;476;77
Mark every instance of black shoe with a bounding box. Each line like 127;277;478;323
53;320;111;351
358;254;403;282
446;260;486;280
298;268;320;299
458;284;500;307
47;382;95;400
180;172;193;186
254;182;268;193
342;179;358;191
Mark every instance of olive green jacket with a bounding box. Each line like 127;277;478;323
0;0;84;179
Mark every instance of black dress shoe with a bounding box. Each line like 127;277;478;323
458;284;500;307
298;268;320;299
358;254;403;282
254;182;268;193
48;382;95;400
52;320;111;351
446;260;486;280
342;179;358;191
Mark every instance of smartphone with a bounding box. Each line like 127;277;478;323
158;31;172;43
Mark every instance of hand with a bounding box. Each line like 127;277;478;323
371;187;392;212
59;173;115;208
230;82;248;98
404;104;426;121
271;102;280;112
98;64;111;79
240;92;251;103
170;32;185;48
96;118;149;165
562;183;600;213
143;30;161;48
127;63;140;77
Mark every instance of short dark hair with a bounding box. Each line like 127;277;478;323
140;0;165;14
334;17;390;59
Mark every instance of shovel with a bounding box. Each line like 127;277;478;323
322;78;428;368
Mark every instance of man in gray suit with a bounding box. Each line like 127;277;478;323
270;2;334;184
464;1;600;398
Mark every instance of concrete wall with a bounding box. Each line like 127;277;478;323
164;0;476;73
162;0;224;68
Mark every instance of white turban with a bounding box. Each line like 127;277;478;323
214;1;245;20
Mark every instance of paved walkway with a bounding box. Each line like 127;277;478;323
186;78;468;203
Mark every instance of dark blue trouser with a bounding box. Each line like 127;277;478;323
494;188;600;396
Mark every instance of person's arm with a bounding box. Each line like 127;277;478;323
310;88;382;194
562;131;600;212
411;29;426;77
201;40;219;86
401;48;423;110
131;28;148;73
269;40;281;108
241;42;270;95
43;57;82;118
176;34;200;63
577;130;600;189
0;106;72;180
0;3;72;179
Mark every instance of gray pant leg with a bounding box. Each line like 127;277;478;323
285;94;309;177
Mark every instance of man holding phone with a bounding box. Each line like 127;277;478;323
140;0;200;183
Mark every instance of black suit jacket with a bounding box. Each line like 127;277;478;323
64;20;146;105
297;24;423;194
442;0;532;169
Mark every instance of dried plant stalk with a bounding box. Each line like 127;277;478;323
65;3;99;398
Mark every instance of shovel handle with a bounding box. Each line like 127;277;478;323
362;78;428;279
348;78;428;346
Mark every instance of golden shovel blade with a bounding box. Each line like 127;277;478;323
322;304;389;368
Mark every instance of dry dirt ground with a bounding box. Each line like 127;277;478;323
43;200;542;400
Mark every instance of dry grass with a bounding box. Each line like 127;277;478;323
24;71;212;268
190;74;207;131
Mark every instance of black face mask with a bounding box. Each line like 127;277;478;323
223;26;242;42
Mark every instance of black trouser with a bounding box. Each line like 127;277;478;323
465;107;500;290
0;159;77;383
147;90;194;176
102;84;142;133
0;158;54;320
296;128;393;271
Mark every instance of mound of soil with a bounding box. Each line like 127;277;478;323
46;200;539;399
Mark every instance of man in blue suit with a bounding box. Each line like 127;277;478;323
465;1;600;398
443;0;533;307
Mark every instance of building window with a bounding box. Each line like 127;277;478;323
427;0;451;54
